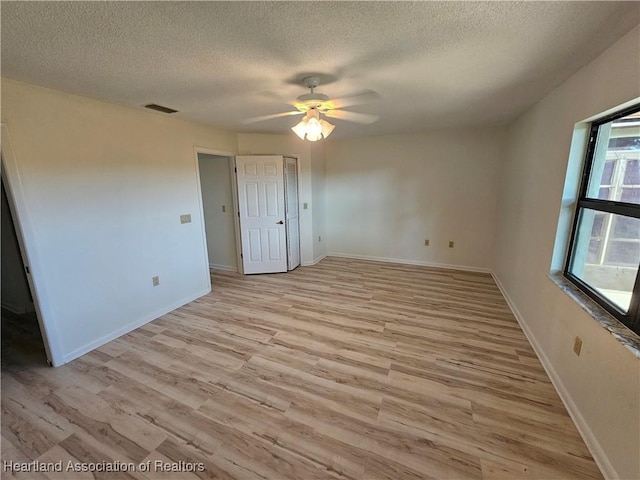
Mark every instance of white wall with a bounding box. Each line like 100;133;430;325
310;142;327;263
493;26;640;480
236;133;316;266
1;79;238;365
198;154;237;271
325;129;505;271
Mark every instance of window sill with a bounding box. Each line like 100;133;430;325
548;274;640;358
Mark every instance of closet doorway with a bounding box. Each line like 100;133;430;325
197;151;301;276
197;152;240;272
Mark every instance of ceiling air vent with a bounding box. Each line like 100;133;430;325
144;103;178;114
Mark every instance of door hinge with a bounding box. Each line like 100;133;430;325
25;266;30;274
240;253;243;259
237;211;240;217
234;167;237;173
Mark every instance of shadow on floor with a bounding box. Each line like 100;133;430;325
1;308;48;368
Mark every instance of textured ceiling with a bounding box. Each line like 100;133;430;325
2;1;639;139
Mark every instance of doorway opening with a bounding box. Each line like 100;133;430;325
197;153;240;273
1;175;48;366
196;151;301;276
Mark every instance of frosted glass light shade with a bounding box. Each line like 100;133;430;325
320;119;335;138
291;110;335;141
291;118;308;140
306;118;322;141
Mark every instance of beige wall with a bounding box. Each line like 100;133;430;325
1;79;237;365
493;25;640;480
325;128;505;270
310;142;327;263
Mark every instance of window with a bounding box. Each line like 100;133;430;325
565;104;640;336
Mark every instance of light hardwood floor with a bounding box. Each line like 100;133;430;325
1;258;603;479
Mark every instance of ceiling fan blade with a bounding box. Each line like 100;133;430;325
328;90;380;109
325;109;379;124
242;110;303;124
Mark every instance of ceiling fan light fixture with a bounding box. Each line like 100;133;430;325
320;119;335;138
291;117;308;140
291;108;334;141
245;76;378;136
305;117;323;141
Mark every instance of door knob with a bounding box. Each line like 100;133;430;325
277;220;284;224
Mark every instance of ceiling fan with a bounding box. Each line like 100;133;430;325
243;76;379;141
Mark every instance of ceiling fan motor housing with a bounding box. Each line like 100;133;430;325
296;92;330;108
296;76;330;111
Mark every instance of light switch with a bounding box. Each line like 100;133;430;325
180;214;191;224
303;202;308;209
222;205;226;213
573;336;583;356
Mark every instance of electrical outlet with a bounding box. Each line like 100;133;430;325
152;276;160;287
221;205;226;213
180;214;191;224
449;241;455;248
303;202;308;210
573;336;582;356
424;239;430;246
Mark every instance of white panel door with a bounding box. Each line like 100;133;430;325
236;155;287;274
284;156;300;270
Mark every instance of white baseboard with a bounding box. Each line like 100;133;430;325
302;252;327;267
209;263;237;272
61;287;211;365
491;272;616;480
326;252;491;273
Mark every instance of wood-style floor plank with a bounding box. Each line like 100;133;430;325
1;258;603;479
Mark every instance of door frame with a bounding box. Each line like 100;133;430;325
287;154;302;269
193;147;243;274
284;155;301;270
1;123;62;366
